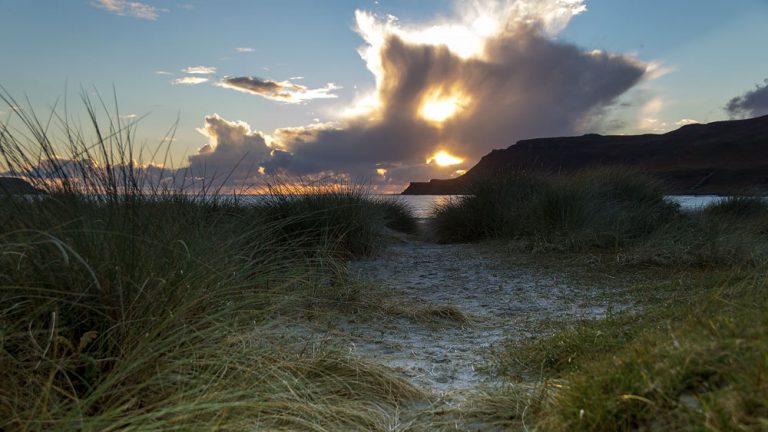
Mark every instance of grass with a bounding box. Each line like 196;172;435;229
471;262;768;431
0;91;424;430
429;170;768;430
432;168;677;250
253;184;418;259
0;193;428;431
433;170;768;268
537;271;768;431
5;89;768;431
626;197;768;267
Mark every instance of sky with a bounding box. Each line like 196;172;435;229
1;0;767;192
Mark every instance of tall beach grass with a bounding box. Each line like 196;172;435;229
0;91;422;430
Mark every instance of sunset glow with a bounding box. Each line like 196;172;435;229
1;2;765;424
428;151;464;167
420;94;467;124
1;1;764;192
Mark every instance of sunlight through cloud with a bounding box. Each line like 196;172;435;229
427;151;464;167
420;93;469;124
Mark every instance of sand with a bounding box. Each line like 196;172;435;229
339;236;632;396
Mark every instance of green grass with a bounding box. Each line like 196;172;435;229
626;199;768;267
704;196;768;219
472;265;768;431
0;195;428;431
432;169;768;269
253;184;418;259
539;272;768;431
431;168;677;250
0;91;424;430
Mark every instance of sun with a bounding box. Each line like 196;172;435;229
419;91;469;124
421;98;460;123
428;150;464;166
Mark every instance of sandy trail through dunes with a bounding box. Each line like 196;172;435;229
342;238;629;395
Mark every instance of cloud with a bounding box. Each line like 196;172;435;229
187;0;650;190
283;1;645;181
236;47;255;53
186;114;283;184
173;77;209;85
217;77;340;103
725;79;768;119
93;0;161;20
182;66;217;75
155;70;173;75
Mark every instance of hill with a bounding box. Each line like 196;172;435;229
402;115;768;195
0;177;45;195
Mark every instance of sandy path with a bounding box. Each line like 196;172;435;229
343;238;628;395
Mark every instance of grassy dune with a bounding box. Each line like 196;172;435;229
432;172;768;430
432;170;768;265
0;94;424;430
432;168;678;250
0;192;424;431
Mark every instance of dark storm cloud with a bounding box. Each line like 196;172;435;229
726;79;768;119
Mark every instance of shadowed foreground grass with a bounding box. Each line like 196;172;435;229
0;192;425;431
0;91;423;431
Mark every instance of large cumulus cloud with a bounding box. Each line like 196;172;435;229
186;114;284;183
190;0;652;189
726;79;768;119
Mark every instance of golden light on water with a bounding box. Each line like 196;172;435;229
427;150;464;166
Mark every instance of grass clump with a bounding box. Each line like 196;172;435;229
703;196;768;220
376;198;419;234
629;196;768;267
432;168;677;250
254;186;418;259
495;313;642;380
477;265;768;431
538;274;768;431
0;91;422;430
